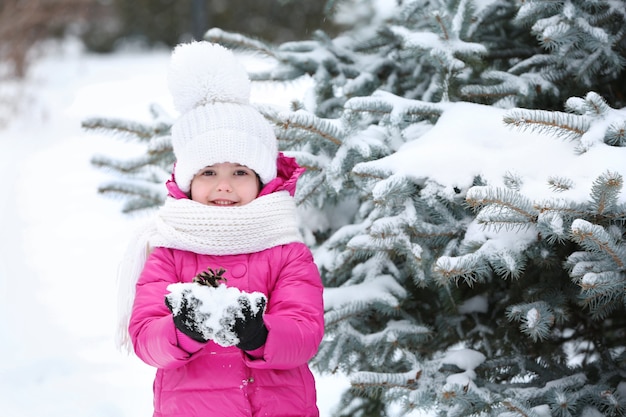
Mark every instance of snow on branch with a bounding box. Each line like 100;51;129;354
324;274;407;313
276;109;343;146
434;253;491;286
204;27;276;58
466;186;538;227
570;219;624;269
503;109;589;141
351;368;422;393
83;117;170;142
589;170;623;216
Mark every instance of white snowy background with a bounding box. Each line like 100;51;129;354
1;37;625;417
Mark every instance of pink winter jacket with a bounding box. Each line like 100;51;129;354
129;155;325;417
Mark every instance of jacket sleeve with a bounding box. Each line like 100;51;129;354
129;247;204;369
246;242;324;370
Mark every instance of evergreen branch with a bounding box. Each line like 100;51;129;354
535;199;588;219
570;219;624;269
475;208;537;231
488;249;526;280
352;170;386;181
147;135;173;155
503;109;590;141
508;53;556;75
536;211;568;244
82;117;167;142
590;171;623;216
97;182;164;202
371;174;417;203
501;400;533;417
605;120;626;146
350;369;421;392
546;175;574;192
277;111;343;146
325;276;407;322
566;250;602;278
294;172;326;205
411;229;460;240
466;186;538;223
148;103;173;121
461;87;518;101
581;92;612;117
90;154;166;176
352;161;393;183
434;254;492;287
324;307;366;329
433;11;449;41
204;27;277;58
121;197;162;214
345;92;444;124
506;301;555;342
324;297;404;328
344;96;394;119
576;271;625;320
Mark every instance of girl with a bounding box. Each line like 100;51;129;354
118;41;324;417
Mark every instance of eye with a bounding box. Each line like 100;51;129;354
200;169;216;176
234;169;250;176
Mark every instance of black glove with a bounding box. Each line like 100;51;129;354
165;290;210;343
233;295;268;351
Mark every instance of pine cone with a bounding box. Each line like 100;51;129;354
193;267;227;288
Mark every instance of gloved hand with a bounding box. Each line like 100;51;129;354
165;288;210;343
232;295;268;351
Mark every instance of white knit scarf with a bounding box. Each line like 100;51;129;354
116;191;303;352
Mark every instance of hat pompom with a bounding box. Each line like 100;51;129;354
167;41;251;113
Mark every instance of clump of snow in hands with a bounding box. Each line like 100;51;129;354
166;283;266;346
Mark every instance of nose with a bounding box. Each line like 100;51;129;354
216;178;232;192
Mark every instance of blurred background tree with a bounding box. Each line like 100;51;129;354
80;0;340;52
1;0;342;76
0;0;88;78
0;0;90;126
0;0;341;127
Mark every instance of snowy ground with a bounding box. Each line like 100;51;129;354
0;39;347;417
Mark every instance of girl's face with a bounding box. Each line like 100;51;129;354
190;162;260;206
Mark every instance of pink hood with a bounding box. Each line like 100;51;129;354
166;152;306;199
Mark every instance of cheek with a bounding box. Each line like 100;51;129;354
240;181;260;204
252;178;262;195
189;180;207;201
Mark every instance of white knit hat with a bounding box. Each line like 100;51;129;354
167;41;278;193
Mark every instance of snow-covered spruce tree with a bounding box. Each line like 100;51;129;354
87;0;626;416
83;104;174;213
200;2;626;416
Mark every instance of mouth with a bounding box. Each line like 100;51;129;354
210;199;237;206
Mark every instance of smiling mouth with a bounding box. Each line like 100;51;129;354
211;199;237;206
